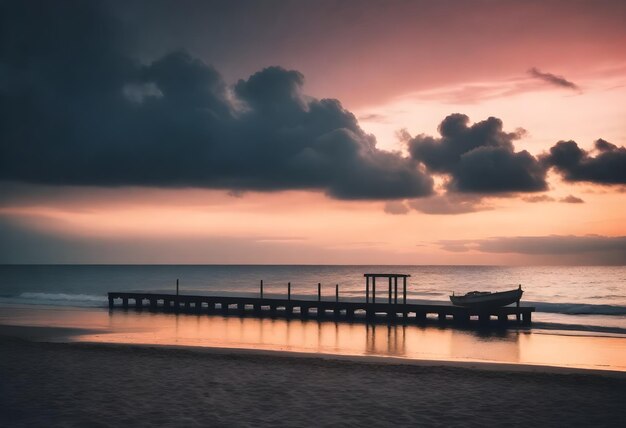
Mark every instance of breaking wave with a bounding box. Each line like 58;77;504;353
528;301;626;316
1;292;108;307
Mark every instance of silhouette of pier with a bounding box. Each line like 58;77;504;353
108;274;534;326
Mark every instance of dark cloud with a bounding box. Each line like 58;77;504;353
438;235;626;264
408;194;491;215
522;195;555;203
357;113;388;123
408;114;548;194
0;2;432;200
560;195;584;204
383;201;410;215
542;139;626;185
528;67;580;91
521;194;584;203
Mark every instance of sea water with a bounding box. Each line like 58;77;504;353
1;264;624;333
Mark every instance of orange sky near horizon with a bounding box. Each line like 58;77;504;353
1;178;624;265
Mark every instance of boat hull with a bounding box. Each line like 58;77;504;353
450;288;523;308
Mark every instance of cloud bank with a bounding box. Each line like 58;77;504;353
438;235;626;264
1;2;623;211
407;114;547;194
0;2;432;200
541;139;626;185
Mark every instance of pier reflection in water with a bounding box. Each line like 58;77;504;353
5;305;623;370
365;324;407;356
84;310;526;363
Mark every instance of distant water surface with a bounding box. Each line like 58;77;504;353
1;265;625;333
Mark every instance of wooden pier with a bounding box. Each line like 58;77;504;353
107;274;534;326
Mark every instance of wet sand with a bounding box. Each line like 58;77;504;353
1;330;625;427
3;304;626;372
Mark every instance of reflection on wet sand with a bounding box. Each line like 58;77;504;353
70;309;526;362
89;310;626;370
449;328;520;363
2;305;625;371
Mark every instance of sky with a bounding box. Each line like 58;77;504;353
1;0;625;265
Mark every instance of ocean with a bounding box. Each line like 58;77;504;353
1;264;625;333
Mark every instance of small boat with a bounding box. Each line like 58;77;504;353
450;285;523;308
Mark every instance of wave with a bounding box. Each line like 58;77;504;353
532;321;626;337
528;301;626;316
412;291;445;297
0;292;108;307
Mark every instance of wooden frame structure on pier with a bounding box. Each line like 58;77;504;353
364;273;410;305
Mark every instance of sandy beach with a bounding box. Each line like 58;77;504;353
1;329;625;427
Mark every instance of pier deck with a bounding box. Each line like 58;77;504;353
107;292;535;326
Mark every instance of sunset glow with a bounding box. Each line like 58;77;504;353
0;0;624;265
